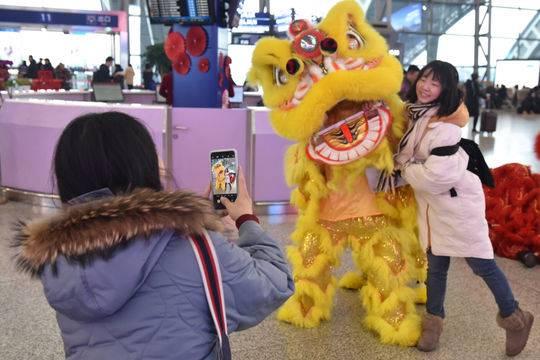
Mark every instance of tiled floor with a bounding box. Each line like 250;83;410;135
1;111;539;359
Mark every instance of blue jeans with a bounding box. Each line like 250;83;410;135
426;250;517;318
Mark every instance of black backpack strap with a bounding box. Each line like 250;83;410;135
430;143;460;156
189;230;231;360
459;138;495;188
430;143;461;197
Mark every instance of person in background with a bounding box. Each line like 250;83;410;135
92;64;112;84
43;58;54;72
465;73;481;132
399;65;420;100
112;64;125;89
13;111;293;359
124;63;135;90
27;55;38;78
143;63;156;90
395;60;534;356
496;84;508;109
0;63;10;89
38;58;44;70
159;65;173;105
512;85;519;108
105;56;114;75
54;63;72;90
17;60;28;78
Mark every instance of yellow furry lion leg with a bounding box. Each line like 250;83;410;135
277;222;342;328
352;224;421;346
376;187;427;304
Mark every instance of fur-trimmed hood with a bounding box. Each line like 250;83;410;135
13;189;223;276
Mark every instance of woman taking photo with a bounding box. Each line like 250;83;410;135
14;111;293;359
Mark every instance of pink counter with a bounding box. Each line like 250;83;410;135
0;99;292;205
169;107;249;194
0;99;166;194
249;109;293;203
1;89;157;104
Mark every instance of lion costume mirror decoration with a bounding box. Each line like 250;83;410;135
248;1;428;345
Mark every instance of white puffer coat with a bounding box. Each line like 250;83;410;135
401;104;494;259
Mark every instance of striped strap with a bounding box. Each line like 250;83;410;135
189;230;231;359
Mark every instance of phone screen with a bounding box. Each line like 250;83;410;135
210;149;237;209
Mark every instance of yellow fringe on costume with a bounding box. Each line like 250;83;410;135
338;272;366;290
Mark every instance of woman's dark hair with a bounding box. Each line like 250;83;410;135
406;60;463;117
54;112;162;202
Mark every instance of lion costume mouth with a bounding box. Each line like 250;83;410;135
306;100;391;165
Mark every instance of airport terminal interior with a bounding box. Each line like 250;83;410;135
0;0;539;359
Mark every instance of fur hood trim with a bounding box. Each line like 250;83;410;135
12;189;223;276
432;103;470;127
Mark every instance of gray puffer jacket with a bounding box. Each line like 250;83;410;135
13;189;294;359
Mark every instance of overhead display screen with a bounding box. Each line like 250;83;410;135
147;0;213;25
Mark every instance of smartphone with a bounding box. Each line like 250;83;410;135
210;149;238;209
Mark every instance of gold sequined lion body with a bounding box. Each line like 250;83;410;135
248;1;426;346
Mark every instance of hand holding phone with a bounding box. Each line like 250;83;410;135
219;167;253;221
210;149;238;209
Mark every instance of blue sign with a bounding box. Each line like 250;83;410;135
0;8;119;28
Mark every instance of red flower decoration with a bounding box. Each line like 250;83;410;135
484;163;540;260
164;32;185;62
173;53;191;75
186;26;208;57
198;58;210;73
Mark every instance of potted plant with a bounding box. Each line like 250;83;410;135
143;43;171;75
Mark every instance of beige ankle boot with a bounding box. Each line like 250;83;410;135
497;307;534;356
417;313;444;352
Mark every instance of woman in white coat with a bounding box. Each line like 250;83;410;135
395;60;533;356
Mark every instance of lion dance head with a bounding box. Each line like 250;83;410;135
248;0;405;170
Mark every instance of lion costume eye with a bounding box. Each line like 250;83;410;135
346;27;364;50
273;66;289;86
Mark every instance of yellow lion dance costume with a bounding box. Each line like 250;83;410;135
212;162;226;192
248;1;426;346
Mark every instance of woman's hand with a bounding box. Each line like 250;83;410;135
220;167;253;221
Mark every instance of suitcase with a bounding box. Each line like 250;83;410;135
480;110;497;132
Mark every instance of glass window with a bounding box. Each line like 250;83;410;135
0;0;102;10
129;4;142;16
438;34;474;67
490;7;537;38
130;55;142;86
0;29;113;69
492;0;539;9
129;15;141;56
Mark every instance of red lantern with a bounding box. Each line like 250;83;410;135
186;26;208;57
164;32;185;62
173;53;191;75
198;58;210;73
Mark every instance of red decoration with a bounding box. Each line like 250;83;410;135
164;32;186;62
289;19;311;37
186;26;208;57
292;29;325;60
173;53;191;75
198;58;210;73
483;163;540;260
